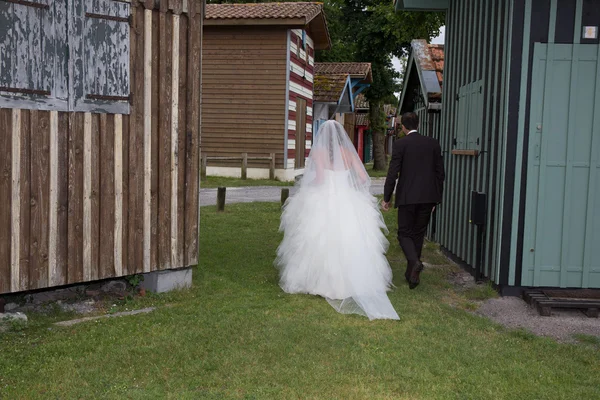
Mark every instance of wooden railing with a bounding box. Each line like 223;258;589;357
200;153;276;180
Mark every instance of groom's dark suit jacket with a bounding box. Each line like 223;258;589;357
383;132;445;207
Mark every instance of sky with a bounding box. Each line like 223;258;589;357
392;26;445;98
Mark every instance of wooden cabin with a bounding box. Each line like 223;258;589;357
202;2;331;181
398;40;444;134
312;73;354;136
397;0;600;293
313;63;372;152
0;0;203;295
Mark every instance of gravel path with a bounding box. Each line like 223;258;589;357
476;297;600;342
199;178;386;206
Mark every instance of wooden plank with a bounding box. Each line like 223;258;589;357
48;111;59;287
158;7;173;270
451;149;480;156
582;44;600;287
55;113;69;286
10;110;20;292
70;113;85;283
151;8;159;271
130;4;144;275
560;45;580;287
90;114;101;281
177;14;188;267
99;114;115;280
143;8;152;273
171;14;181;268
121;114;129;276
0;109;14;293
18;110;30;290
114;114;124;277
30;111;49;289
184;10;201;266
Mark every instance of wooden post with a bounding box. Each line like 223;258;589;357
269;153;275;180
281;188;289;206
217;187;226;212
241;153;248;180
201;154;207;182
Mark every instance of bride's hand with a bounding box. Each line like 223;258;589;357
381;200;390;211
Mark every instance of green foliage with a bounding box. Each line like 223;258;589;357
126;274;144;289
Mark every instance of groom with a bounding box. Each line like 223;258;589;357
381;112;445;289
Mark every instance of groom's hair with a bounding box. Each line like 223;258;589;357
401;112;419;131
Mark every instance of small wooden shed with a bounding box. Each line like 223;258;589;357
398;0;600;292
398;39;444;142
202;2;331;180
0;0;203;295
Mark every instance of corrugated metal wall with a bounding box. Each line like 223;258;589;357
436;0;514;283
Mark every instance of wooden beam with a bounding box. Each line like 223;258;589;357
114;114;124;277
83;113;92;282
11;109;20;292
143;8;152;273
451;149;480;157
48;111;58;286
171;14;180;267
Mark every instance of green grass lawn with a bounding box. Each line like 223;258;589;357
0;203;599;399
201;176;294;189
365;161;390;178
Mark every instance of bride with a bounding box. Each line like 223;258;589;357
275;120;399;320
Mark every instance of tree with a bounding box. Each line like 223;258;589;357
316;1;444;170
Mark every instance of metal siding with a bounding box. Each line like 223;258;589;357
436;0;517;283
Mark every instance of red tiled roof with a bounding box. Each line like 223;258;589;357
411;40;444;96
428;44;444;89
205;2;323;21
314;62;372;82
354;93;369;109
313;74;348;102
355;113;369;126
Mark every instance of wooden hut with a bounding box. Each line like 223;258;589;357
312;73;354;136
312;63;372;142
202;2;331;180
397;0;600;293
0;0;203;295
398;39;444;141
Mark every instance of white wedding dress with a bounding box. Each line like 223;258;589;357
275;121;399;320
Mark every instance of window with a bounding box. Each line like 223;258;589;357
455;80;484;151
0;0;130;114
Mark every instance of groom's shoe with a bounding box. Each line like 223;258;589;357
408;261;424;289
404;265;413;283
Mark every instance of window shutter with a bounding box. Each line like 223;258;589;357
0;0;67;108
456;85;467;148
71;0;130;114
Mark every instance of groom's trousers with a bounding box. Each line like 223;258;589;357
397;203;436;266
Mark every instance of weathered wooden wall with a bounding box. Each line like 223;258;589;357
0;0;203;294
202;26;287;169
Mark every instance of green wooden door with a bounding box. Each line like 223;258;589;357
522;43;600;288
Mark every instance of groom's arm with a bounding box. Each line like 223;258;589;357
383;141;402;203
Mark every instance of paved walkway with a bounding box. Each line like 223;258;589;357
199;178;386;206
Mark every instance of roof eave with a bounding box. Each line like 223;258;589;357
204;17;307;27
307;11;331;50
